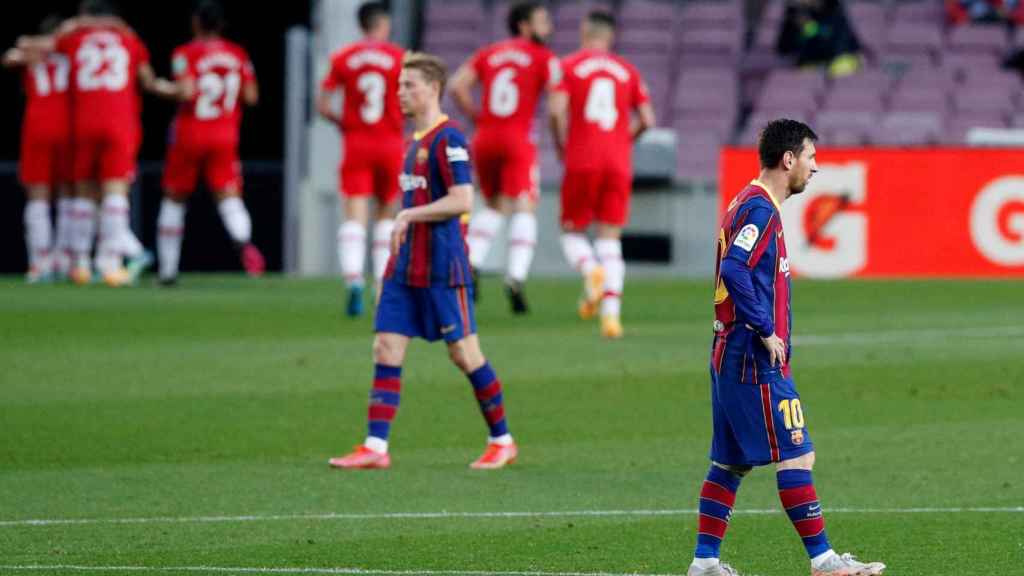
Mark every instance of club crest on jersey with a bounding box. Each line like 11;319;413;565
790;429;805;446
733;224;759;251
416;148;429;164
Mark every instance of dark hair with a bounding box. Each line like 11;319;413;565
507;2;542;36
358;1;389;33
195;0;226;33
40;14;63;35
758;118;818;169
586;9;616;29
80;0;117;16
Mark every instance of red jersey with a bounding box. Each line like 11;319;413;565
470;38;558;138
22;53;71;140
556;49;650;173
321;40;404;137
56;25;149;136
171;38;255;145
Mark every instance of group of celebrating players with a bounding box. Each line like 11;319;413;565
6;0;264;287
9;1;886;574
319;1;653;339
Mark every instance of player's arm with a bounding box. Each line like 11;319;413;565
548;90;569;161
16;34;55;58
138;62;180;100
316;62;343;124
718;205;784;364
242;78;259;106
448;62;479;123
632;101;655;140
2;47;27;68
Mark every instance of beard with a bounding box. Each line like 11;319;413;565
530;32;547;45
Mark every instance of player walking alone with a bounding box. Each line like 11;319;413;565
329;53;517;471
549;10;655;339
688;119;884;576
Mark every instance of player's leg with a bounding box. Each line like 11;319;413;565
466;139;506;299
593;170;632;339
69;179;99;285
501;146;539;314
338;152;374;316
19;133;55;282
52;185;75;280
771;380;885;575
157;142;197;285
96;131;149;286
330;279;420;470
559;170;603;319
689;368;751;576
209;146;263;277
369;145;403;302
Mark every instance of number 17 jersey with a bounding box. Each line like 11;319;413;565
171;38;256;146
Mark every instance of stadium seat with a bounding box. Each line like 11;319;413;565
945;112;1009;144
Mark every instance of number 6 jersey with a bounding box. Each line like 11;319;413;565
170;38;256;147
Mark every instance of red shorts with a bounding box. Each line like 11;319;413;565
341;134;404;204
560;167;633;230
162;139;242;198
73;126;138;183
472;133;538;202
20;128;72;187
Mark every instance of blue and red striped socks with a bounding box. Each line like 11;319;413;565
467;362;508;439
366;364;402;450
777;469;832;559
694;465;742;559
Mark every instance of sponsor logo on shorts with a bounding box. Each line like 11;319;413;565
440;324;456;335
790;429;805;446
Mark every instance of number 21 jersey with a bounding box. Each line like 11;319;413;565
321;40;404;138
555;49;649;174
171;38;255;146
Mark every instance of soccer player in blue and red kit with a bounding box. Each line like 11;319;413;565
330;52;518;471
687;120;885;576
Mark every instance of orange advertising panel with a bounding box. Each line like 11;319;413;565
720;147;1024;278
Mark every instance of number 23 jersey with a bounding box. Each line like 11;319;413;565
555;49;649;174
171;38;256;146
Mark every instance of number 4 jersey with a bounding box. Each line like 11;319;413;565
555;48;649;175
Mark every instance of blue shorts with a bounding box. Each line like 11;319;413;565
708;332;814;467
375;280;476;343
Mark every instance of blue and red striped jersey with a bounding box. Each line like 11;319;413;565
385;117;473;288
713;180;793;377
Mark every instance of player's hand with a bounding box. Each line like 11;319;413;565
391;212;410;255
760;333;787;367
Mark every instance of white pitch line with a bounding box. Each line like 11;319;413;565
0;566;686;576
795;325;1024;346
1;506;1021;528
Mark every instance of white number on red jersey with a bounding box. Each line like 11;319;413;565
32;55;69;96
357;71;386;124
488;68;519;118
195;71;241;120
584;77;618;132
76;42;129;91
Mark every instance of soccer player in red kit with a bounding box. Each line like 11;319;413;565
549;10;655;339
318;1;405;317
24;0;177;286
449;1;558;314
157;0;262;285
3;15;72;283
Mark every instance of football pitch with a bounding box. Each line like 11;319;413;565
1;276;1021;576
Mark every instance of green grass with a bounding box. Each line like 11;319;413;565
0;276;1022;576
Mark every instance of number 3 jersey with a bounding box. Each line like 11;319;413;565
170;38;255;147
555;49;649;174
56;24;149;139
321;40;404;139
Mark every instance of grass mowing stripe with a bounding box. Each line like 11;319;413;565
1;506;1021;527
